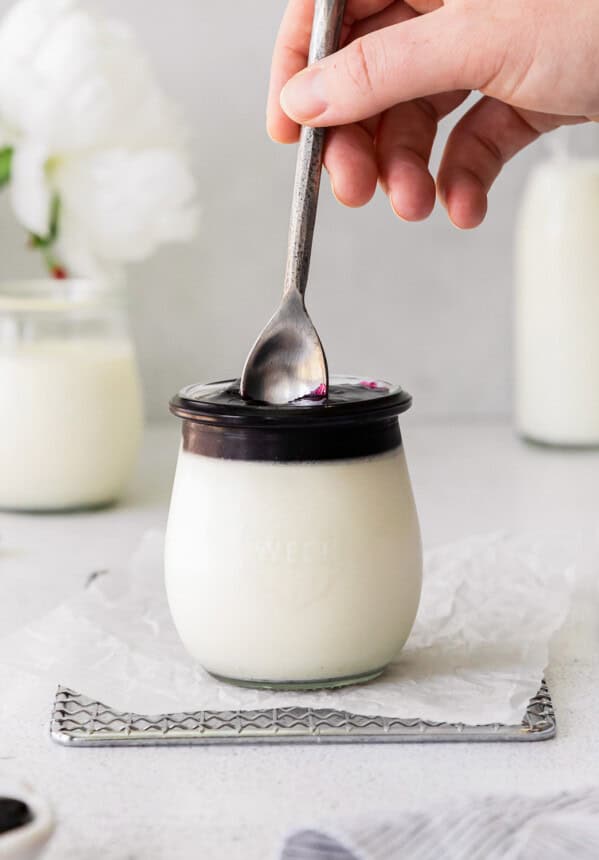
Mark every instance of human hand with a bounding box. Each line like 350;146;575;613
267;0;599;228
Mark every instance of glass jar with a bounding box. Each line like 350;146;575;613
0;279;143;511
165;376;422;690
515;125;599;446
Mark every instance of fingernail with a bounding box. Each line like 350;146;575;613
330;176;342;205
389;194;407;222
280;67;328;122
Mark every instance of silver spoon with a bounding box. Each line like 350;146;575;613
240;0;346;405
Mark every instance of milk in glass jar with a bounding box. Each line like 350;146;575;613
515;127;599;446
0;279;143;511
165;376;422;690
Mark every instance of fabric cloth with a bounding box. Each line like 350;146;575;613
281;790;599;860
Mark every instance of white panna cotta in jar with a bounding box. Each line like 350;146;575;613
165;376;422;690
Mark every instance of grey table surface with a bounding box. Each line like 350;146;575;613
1;420;598;860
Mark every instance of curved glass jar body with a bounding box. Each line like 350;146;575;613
515;127;599;446
165;377;422;690
0;279;143;511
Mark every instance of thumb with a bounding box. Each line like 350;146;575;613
281;8;494;126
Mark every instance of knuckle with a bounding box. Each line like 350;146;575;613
343;37;379;96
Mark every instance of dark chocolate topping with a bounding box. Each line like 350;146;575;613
169;375;411;463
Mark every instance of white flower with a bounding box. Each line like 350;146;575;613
55;150;197;279
0;0;198;277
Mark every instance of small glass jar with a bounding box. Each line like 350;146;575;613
165;376;422;690
0;279;143;512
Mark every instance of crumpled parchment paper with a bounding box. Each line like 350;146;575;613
0;531;579;724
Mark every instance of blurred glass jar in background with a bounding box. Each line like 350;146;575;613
515;125;599;446
0;279;143;511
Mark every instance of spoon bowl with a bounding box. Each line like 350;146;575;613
241;290;328;404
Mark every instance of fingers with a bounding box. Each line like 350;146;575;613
268;0;314;143
349;0;417;39
268;0;408;143
346;0;397;17
377;91;468;221
403;0;443;10
320;1;416;207
280;7;494;127
324;124;379;206
436;98;567;229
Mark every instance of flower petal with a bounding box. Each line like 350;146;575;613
54;148;198;274
56;217;124;282
10;141;51;236
0;0;77;134
0;0;199;274
0;0;186;152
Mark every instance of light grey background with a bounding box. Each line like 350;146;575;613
0;0;545;419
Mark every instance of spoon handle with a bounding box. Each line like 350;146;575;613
284;0;346;299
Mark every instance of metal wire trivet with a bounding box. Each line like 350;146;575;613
50;682;555;746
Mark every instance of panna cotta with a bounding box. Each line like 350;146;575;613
165;376;422;690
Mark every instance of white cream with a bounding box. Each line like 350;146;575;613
515;158;599;445
165;446;422;685
0;338;143;511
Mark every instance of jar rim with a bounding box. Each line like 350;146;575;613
171;375;412;429
0;278;123;313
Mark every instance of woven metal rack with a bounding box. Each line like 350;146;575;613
50;682;555;746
